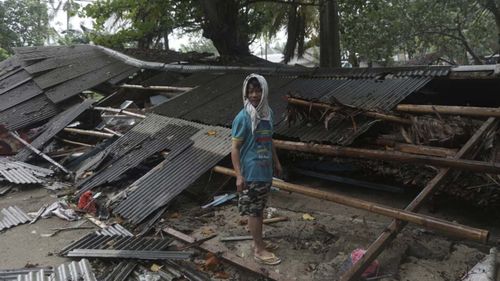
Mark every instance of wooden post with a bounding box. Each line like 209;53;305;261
273;139;500;174
397;104;500;119
340;117;498;281
212;166;489;242
287;97;412;125
374;138;457;158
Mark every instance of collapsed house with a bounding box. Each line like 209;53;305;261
0;45;499;280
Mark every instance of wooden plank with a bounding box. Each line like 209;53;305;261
34;53;114;89
163;227;286;281
340;116;498;281
44;61;131;103
24;49;101;74
0;80;43;112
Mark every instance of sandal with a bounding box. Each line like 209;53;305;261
254;253;282;265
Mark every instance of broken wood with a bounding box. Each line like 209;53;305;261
374;138;457;158
48;147;88;158
63;128;114;139
287;97;412;125
119;83;193;92
397;104;500;119
163;227;284;281
264;216;289;224
213;166;489;243
163;227;196;244
92;106;146;119
273;139;500;174
102;127;123;137
340;117;498;281
60;138;95;147
9;131;71;174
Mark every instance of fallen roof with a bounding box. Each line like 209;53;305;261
152;72;433;145
72;114;231;225
0;45;138;131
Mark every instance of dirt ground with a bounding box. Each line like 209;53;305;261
1;176;499;280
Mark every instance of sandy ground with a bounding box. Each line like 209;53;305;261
0;176;499;280
0;186;97;270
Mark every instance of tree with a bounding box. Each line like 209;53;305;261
480;0;500;57
0;0;49;54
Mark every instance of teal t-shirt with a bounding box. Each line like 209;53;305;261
231;109;274;182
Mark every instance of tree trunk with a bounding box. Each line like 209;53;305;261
199;0;250;56
319;0;341;67
284;1;299;63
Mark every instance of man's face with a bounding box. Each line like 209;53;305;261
247;84;262;107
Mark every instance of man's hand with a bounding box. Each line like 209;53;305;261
274;162;283;178
236;175;246;192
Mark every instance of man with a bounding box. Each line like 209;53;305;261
231;73;282;265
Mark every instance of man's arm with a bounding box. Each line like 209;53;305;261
231;140;245;192
272;140;282;178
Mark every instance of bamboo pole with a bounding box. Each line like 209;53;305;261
287;97;412;125
63;128;114;139
119;83;193;92
396;104;500;119
341;117;498;280
213;166;489;243
92;106;146;119
273;139;500;174
60;138;95;147
374;138;457;158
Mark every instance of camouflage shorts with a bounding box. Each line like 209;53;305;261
238;181;271;217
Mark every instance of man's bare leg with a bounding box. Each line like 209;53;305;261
248;215;273;258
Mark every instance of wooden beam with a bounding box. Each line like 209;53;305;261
287;97;412;125
374;138;457;158
163;227;285;281
340;117;498;281
119;83;193;92
397;104;500;119
213;166;489;242
273;139;500;174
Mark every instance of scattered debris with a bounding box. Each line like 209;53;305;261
41;201;80;221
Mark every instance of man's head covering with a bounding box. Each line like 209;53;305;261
242;73;271;134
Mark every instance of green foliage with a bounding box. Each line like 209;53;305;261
0;0;49;53
84;0;198;49
0;47;10;61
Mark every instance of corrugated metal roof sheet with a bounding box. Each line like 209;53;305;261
0;158;53;184
96;223;133;237
76;122;199;194
0;205;31;231
59;233;172;256
112;114;231;224
13;259;97;281
0;267;53;281
15;99;95;161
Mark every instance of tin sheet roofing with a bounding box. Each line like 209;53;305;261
0;205;31;231
155;73;431;144
13;259;97;281
0;158;53;184
112;114;231;225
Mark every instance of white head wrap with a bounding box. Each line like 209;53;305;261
242;74;271;134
